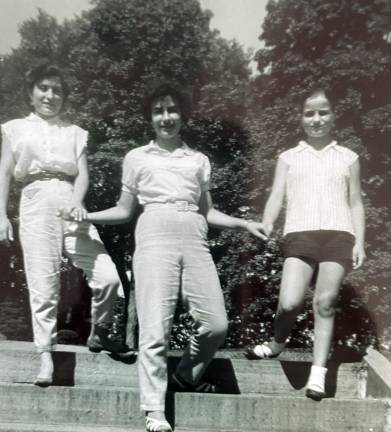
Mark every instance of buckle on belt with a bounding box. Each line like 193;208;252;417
175;200;191;211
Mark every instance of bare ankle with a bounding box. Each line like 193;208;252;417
146;410;166;420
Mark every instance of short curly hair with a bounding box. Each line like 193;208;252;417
141;81;192;123
24;62;70;107
301;86;336;112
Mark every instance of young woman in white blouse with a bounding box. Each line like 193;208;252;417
246;88;366;401
0;63;131;387
61;82;267;432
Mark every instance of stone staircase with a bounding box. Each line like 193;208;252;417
0;341;390;431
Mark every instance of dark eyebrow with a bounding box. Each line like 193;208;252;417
37;83;63;92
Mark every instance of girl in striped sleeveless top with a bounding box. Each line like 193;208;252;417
246;88;366;401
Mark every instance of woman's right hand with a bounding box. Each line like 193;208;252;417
262;222;274;237
57;207;76;221
0;217;14;245
57;206;88;222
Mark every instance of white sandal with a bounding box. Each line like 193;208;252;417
245;341;285;360
146;415;172;432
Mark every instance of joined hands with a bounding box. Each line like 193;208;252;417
245;221;269;241
57;206;88;222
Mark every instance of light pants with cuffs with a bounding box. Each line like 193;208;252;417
19;179;122;352
133;205;228;412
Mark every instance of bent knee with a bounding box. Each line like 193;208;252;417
91;266;121;292
207;316;228;341
314;296;338;318
278;301;302;315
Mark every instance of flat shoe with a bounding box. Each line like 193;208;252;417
145;416;172;432
87;334;136;358
34;374;53;387
171;372;216;393
306;386;326;401
245;341;283;360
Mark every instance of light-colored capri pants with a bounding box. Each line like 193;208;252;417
133;203;228;411
19;179;122;352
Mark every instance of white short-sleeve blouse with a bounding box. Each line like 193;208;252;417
1;113;88;180
121;140;211;206
280;140;358;236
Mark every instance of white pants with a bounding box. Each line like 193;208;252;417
19;179;122;352
133;205;228;411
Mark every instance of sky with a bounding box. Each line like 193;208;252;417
0;0;268;57
200;0;267;53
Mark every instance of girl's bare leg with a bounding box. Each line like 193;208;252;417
306;261;345;399
312;261;345;367
272;257;315;349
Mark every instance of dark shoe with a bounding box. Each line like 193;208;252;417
87;325;136;357
305;387;327;401
170;372;216;393
34;374;53;387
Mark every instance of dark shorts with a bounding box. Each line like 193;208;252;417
283;230;355;266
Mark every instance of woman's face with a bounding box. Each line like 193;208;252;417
301;92;334;140
30;76;64;119
151;95;182;140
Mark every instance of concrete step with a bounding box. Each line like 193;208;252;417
0;425;138;432
0;383;387;432
0;424;239;432
0;341;364;398
0;341;139;388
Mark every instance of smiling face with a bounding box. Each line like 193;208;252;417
301;91;335;142
151;95;182;141
30;76;64;119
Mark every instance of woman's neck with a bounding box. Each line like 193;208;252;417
305;136;333;151
155;136;182;152
33;111;59;122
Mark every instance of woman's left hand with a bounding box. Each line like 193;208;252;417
245;221;268;240
70;206;88;222
57;206;88;222
352;242;366;269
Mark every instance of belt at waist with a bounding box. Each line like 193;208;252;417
143;201;199;212
20;172;75;187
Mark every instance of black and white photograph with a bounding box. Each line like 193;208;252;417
0;1;390;431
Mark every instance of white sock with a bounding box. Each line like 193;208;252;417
306;365;327;392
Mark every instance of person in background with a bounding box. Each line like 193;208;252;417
0;62;133;387
246;87;366;401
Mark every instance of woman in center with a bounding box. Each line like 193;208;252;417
63;82;266;432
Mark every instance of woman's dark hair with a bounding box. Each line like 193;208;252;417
141;81;192;123
301;86;337;111
24;62;70;106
